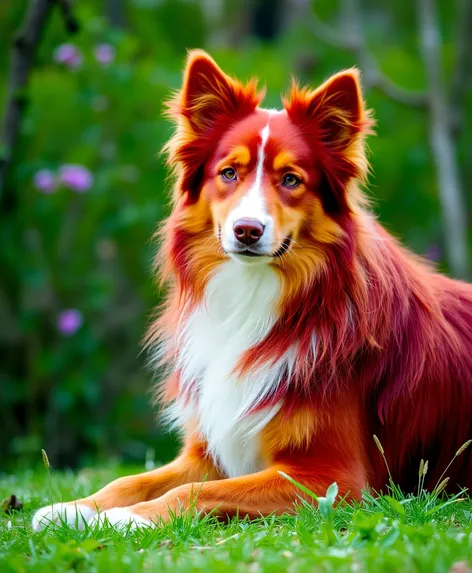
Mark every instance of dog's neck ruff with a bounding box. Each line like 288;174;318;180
171;260;297;477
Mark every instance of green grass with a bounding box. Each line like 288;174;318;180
1;465;472;572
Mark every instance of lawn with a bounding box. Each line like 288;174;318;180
1;464;472;572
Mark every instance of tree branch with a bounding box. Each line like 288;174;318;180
417;0;470;278
310;1;428;108
0;0;54;209
0;0;79;210
58;0;80;33
449;0;472;137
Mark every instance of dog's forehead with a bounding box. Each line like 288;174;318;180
214;109;310;163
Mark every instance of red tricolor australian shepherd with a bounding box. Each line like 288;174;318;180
33;50;472;530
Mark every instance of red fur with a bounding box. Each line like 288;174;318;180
155;52;472;496
42;52;472;529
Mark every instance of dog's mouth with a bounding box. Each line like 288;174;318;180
217;226;292;259
223;236;292;259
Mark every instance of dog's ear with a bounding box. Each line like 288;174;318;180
165;51;264;202
284;69;367;150
284;70;373;214
173;50;263;135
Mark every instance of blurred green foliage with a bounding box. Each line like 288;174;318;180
0;0;470;470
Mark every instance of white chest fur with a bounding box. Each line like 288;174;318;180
173;260;294;478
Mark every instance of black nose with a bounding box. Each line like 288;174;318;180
233;218;264;246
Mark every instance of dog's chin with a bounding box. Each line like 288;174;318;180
229;252;273;266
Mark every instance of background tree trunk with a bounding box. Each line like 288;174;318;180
417;0;470;279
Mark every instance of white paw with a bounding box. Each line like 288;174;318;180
32;503;96;531
88;507;152;531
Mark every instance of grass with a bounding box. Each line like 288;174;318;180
1;464;472;572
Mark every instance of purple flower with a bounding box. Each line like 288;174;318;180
94;44;115;66
57;309;83;336
33;169;56;193
59;164;93;192
53;43;83;70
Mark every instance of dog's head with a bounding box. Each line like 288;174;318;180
162;50;373;293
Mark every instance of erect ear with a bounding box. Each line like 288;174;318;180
284;69;367;148
173;50;263;134
284;69;373;214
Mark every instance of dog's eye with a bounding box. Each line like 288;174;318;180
221;167;237;181
282;174;301;189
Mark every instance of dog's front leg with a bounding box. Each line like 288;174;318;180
94;461;365;528
32;436;220;531
90;393;369;529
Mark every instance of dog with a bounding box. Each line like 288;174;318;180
33;50;472;530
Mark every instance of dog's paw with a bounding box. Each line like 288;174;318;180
88;507;153;531
32;503;96;531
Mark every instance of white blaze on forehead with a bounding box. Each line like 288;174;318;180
256;123;270;187
231;122;270;222
221;122;275;257
261;123;271;144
